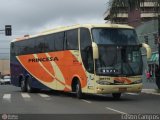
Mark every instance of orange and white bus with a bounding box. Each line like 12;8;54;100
10;24;151;99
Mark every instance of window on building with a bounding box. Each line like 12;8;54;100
144;35;149;44
153;33;158;44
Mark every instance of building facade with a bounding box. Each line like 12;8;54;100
104;0;159;81
104;0;159;27
136;20;158;79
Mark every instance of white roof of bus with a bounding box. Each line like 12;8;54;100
12;24;134;42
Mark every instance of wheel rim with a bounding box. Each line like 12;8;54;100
27;81;31;91
76;82;82;99
76;83;79;94
21;80;25;89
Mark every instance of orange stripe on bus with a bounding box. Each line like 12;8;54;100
17;51;87;90
18;54;54;83
114;77;132;84
37;53;55;76
49;51;87;88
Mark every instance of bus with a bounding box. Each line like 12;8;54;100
10;24;151;99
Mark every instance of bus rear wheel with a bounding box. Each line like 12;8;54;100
26;78;34;93
112;93;121;100
20;80;27;92
76;81;83;99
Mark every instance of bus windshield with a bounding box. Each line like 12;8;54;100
92;28;142;76
92;28;139;45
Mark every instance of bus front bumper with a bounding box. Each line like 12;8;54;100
96;83;142;94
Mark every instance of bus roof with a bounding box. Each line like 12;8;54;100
12;24;134;42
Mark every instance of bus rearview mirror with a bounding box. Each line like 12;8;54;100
92;42;99;59
142;43;151;59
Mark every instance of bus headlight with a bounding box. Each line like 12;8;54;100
132;79;142;84
96;80;110;85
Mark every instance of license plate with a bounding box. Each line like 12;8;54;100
119;88;127;92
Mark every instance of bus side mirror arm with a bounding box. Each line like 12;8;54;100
141;43;151;59
92;42;99;59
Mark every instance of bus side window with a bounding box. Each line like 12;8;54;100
66;29;78;50
26;39;34;55
35;37;45;53
80;28;94;73
16;41;27;55
11;42;16;56
11;42;14;52
54;32;65;51
14;42;20;55
45;34;55;52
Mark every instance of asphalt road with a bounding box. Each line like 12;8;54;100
0;85;160;119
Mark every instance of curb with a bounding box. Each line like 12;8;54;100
142;89;160;95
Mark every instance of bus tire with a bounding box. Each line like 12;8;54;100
26;77;34;93
76;81;83;99
112;93;121;100
20;79;27;92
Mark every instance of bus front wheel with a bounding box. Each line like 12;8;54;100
112;93;121;100
76;81;83;99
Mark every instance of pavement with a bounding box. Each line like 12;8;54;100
140;77;160;96
142;89;160;95
0;85;160;113
1;84;160;120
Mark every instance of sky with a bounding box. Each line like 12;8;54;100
0;0;109;36
0;0;109;58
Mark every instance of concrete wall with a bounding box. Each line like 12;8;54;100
0;59;10;75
